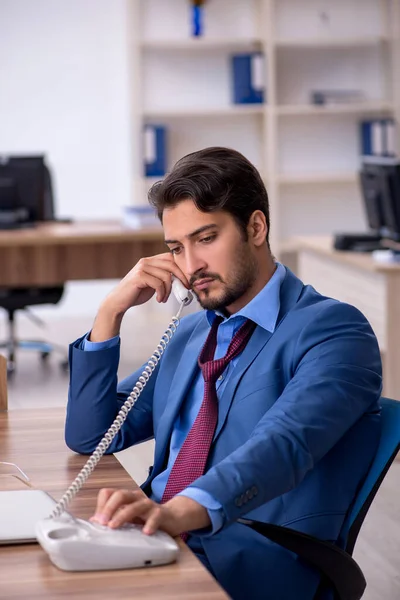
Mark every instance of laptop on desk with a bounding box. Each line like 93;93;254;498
0;489;56;545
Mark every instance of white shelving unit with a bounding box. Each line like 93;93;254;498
275;102;395;116
128;0;400;259
275;35;389;48
144;105;265;119
141;38;263;51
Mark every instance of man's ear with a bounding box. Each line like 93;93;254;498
247;210;267;247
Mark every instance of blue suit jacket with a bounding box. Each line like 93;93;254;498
66;268;382;600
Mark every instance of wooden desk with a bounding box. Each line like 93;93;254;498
297;236;400;400
0;408;227;599
0;221;166;287
0;355;7;411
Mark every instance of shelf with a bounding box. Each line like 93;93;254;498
143;105;266;119
275;102;394;117
141;38;263;51
142;36;387;51
134;0;398;252
278;172;358;185
275;35;388;49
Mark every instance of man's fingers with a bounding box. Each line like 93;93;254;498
91;489;140;525
91;489;174;536
138;256;189;288
138;271;168;303
108;498;154;529
91;488;116;523
137;266;175;302
142;506;163;535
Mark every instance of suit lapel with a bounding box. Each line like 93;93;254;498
213;326;273;442
152;315;209;473
213;267;304;442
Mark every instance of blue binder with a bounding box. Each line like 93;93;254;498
231;53;265;104
360;119;397;157
144;125;167;177
360;121;374;155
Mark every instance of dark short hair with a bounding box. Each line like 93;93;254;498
148;147;270;247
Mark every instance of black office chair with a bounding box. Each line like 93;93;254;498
0;156;68;376
238;397;400;600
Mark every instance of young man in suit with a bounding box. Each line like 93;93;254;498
66;147;382;600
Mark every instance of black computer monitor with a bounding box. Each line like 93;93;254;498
0;174;19;210
360;158;400;242
0;155;49;227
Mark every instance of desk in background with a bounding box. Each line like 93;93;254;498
0;355;7;410
0;408;228;599
0;221;166;287
297;236;400;400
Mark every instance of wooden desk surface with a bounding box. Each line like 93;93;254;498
0;220;167;287
296;236;400;273
0;355;7;411
0;408;227;599
0;220;165;247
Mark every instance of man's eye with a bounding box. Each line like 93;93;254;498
170;247;182;255
200;235;215;244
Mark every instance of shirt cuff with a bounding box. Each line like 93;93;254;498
178;487;225;535
81;331;120;351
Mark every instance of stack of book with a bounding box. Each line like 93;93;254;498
122;206;160;230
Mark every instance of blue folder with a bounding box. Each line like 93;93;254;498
144;125;167;177
231;53;265;104
360;119;397;157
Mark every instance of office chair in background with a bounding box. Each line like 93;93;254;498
0;156;69;377
239;397;400;600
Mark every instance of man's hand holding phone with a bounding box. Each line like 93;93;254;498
90;253;189;342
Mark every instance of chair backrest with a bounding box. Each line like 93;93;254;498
339;397;400;554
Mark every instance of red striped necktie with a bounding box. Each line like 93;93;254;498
161;316;256;538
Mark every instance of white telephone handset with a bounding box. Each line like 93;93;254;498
171;278;193;308
35;279;193;572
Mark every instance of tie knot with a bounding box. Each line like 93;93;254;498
201;357;229;383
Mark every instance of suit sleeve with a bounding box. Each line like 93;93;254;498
65;335;158;454
188;302;382;523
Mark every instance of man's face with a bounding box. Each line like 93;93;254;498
163;200;258;313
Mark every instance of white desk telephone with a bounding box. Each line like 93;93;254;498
36;279;194;571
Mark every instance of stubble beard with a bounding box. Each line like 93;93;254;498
193;243;259;312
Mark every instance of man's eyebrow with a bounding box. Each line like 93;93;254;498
164;224;218;245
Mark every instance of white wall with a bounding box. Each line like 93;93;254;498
0;0;133;318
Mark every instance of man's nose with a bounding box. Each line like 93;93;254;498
184;249;207;279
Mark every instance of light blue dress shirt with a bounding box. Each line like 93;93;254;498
83;263;286;533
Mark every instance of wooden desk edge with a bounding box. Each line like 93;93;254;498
0;355;7;411
293;236;400;273
0;221;165;247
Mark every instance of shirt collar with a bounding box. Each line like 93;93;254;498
206;262;286;333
